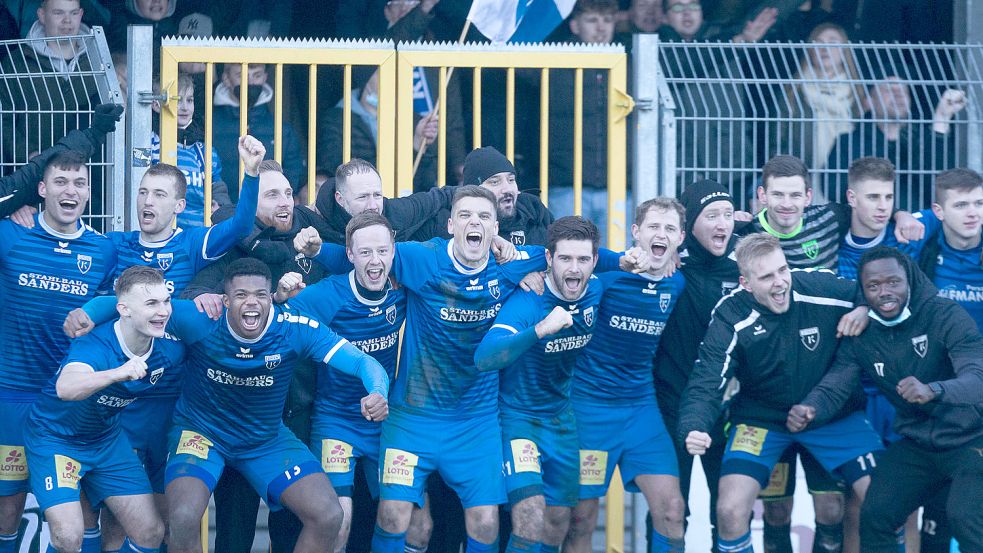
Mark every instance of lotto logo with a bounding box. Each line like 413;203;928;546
509;439;540;474
320;440;352;473
730;424;768;456
175;431;213;460
579;450;607;486
382;449;418;486
0;447;28;481
54;454;81;489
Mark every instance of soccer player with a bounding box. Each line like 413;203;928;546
273;211;404;553
0;150;117;553
25;266;185;553
368;186;546;553
78;258;391;553
472;216;603;553
801;247;983;553
680;233;884;553
564;198;688;553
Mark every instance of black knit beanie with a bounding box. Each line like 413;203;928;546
462;147;515;186
679;179;733;235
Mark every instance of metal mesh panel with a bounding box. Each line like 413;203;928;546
656;41;983;212
0;28;124;231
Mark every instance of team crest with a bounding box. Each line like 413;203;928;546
799;326;820;351
802;240;819;260
583;305;595;326
912;334;928;358
156;252;173;271
76;254;92;274
386;305;397;325
149;368;165;385
509;230;526;246
265;354;282;370
721;281;738;296
659;293;672;313
295;254;312;275
488;279;501;299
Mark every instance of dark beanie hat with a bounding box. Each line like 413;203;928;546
463;147;515;186
679;179;733;234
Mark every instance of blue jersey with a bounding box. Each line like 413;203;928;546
390;238;546;418
28;321;185;443
931;237;983;333
163;300;353;453
838;211;938;280
479;276;604;416
150;132;225;229
286;271;405;422
573;270;685;405
0;215;116;393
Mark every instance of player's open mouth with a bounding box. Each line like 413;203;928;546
241;310;261;329
563;276;582;292
59;199;79;210
141;209;156;223
366;268;384;281
878;299;899;312
466;232;482;248
650;241;668;257
499;195;514;208
274;211;291;223
711;233;727;248
148;318;167;330
771;288;788;304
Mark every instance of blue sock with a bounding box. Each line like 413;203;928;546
649;530;685;553
465;537;498;553
540;545;560;553
505;535;539;553
896;527;906;553
371;526;406;553
0;532;18;553
718;531;753;553
81;528;101;553
121;538;159;553
404;543;426;553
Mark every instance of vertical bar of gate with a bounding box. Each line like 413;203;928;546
438;66;448;186
540;68;550;206
396;52;416;197
238;63;248;190
308;64;317;205
506;67;515;162
378;53;397;198
94;26;125;231
204;62;214;226
274;63;284;165
156;30;178;228
606;56;628;251
343;63;352;163
473;67;482;148
573;68;583;216
631;34;659;204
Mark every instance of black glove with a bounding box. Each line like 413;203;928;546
90;103;124;135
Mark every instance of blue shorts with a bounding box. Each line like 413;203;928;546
758;444;846;501
573;399;679;499
24;424;151;512
164;423;321;512
864;387;901;445
501;409;579;508
311;415;381;499
0;393;37;495
121;397;178;494
722;411;884;489
378;410;506;509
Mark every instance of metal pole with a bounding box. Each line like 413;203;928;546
125;25;154;232
632;34;659;204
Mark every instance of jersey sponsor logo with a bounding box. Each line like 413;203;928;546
510;439;541;473
206;368;274;387
320;439;353;473
386;304;397;325
295;254;312;275
753;324;766;336
583;305;595;326
509;230;526;246
488;279;501;299
175;431;213;460
18;272;89;296
0;447;28;481
54;454;81;489
873;362;885;378
236;347;254;359
659;292;672;313
382;448;418;486
149;367;165;385
799;327;820;351
351;331;399;353
579;450;607;486
96;395;135;409
439;305;502;323
54;241;71;254
938;284;983;303
759;461;789;497
466;277;484;292
802;240;819;260
730;424;767;456
912;334;928;358
265;354;282;370
76;254;92;274
156;252;173;271
608;315;664;336
544;333;593;353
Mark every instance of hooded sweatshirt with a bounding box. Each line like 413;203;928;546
804;254;983;450
26;20;92;74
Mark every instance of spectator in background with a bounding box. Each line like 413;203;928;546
317;69;439;191
173;11;216;128
657;0;777;43
150;73;233;228
614;0;663;42
824;79;967;208
295;168;330;207
106;0;178;53
212;62;304;198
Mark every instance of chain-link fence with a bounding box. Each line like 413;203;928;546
647;40;983;212
0;27;125;231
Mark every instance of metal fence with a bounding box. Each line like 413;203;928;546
637;37;983;212
0;27;125;231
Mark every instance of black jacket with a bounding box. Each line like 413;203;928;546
679;269;861;441
653;237;740;422
804;258;983;450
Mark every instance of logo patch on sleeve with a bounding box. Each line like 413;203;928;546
382;449;418;486
510;439;541;473
175;431;213;460
730;424;768;456
578;450;607;486
0;447;28;481
321;440;353;473
54;454;81;489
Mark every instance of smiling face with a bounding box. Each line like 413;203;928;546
758;175;811;234
547;239;597;300
137;173;185;236
224;274;272;339
481;171;518;220
690;200;734;256
336;171;384;216
861;257;909;320
40;164;89;230
347;224;394;292
740;247;792;314
632;206;684;274
119;282;172;338
256;171;294;232
448;195;498;267
847;179;894;237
